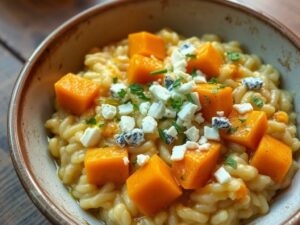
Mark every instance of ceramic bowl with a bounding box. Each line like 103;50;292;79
8;0;300;224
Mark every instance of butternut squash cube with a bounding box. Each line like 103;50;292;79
127;54;164;84
187;43;224;76
194;83;233;121
172;142;221;189
126;155;182;215
84;147;129;185
128;31;165;59
251;135;292;183
54;73;99;115
221;110;268;150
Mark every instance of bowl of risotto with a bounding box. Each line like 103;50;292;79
8;0;300;224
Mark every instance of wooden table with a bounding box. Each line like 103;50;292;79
0;0;299;224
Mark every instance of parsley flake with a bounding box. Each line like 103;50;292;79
129;84;150;101
170;97;183;110
117;89;126;98
227;52;240;61
252;96;264;108
85;117;97;125
224;156;237;169
150;68;168;75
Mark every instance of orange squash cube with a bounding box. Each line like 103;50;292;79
128;31;165;59
221;110;268;151
127;54;164;84
126;155;182;215
194;83;233;121
172;142;221;189
84;147;129;186
187;43;224;76
54;73;99;115
251;135;292;183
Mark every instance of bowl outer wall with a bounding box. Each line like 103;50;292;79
8;0;300;224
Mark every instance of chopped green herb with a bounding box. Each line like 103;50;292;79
239;118;247;123
98;123;105;128
172;122;183;133
132;103;139;111
227;52;240;61
170;97;183;110
191;68;198;77
85;117;97;125
112;77;118;83
117;89;126;98
227;126;238;134
224;156;237;169
219;84;226;89
150;68;168;75
172;77;183;88
186;53;196;59
129;84;150;101
186;93;195;103
208;77;218;84
158;128;168;144
252;96;264;108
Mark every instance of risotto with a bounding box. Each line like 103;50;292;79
45;29;300;225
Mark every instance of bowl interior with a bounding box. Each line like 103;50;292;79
10;0;300;224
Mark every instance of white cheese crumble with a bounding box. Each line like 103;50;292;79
110;83;127;98
190;92;202;110
165;126;178;138
198;136;208;145
233;103;253;114
149;84;171;102
242;77;264;90
184;126;200;142
80;127;101;147
171;49;187;73
136;154;150;166
216;111;224;117
204;126;220;141
164;108;177;118
139;102;151;116
177;81;194;94
124;128;144;146
179;42;196;55
142;116;157;133
119;116;135;132
171;145;187;161
123;156;129;166
212;117;231;129
101;104;117;120
194;112;205;124
198;143;211;151
178;102;198;121
118;102;134;115
193;73;207;84
185;141;199;149
214;167;231;184
147;101;165;119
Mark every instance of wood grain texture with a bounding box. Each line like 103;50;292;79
0;46;51;225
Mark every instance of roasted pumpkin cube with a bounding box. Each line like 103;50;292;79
172;142;221;189
187;43;224;76
84;147;129;185
126;155;182;215
128;31;165;59
194;83;233;121
221;110;268;151
251;135;292;183
54;73;99;115
127;54;164;84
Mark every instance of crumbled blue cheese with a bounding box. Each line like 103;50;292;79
214;167;231;184
171;145;187;161
178;102;198;121
164;108;177;118
139;102;151;116
142;116;157;133
164;75;174;91
194;112;205;124
184;126;200;142
212;117;231;129
190;92;201;110
110;83;127;98
198;136;208;145
147;101;165;119
242;77;264;90
179;42;196;55
80;127;101;147
101;104;117;120
123;156;129;165
204;126;220;141
149;84;171;102
115;134;126;147
136;154;150;166
171;49;187;73
233;103;253;114
216;111;224;117
185;141;199;149
177;81;194;94
124;128;144;146
119;116;135;132
118;102;134;115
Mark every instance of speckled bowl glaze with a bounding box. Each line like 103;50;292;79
8;0;300;224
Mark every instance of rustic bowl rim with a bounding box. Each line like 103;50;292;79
8;0;300;224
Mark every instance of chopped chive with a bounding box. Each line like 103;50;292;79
117;89;126;98
227;52;240;61
239;118;247;123
186;53;196;59
172;77;183;89
186;93;194;103
208;77;218;84
252;96;264;108
191;68;198;77
132;103;139;110
224;156;237;169
98;123;105;128
129;84;150;101
112;77;118;83
170;97;183;110
158;128;168;144
150;68;168;75
86;117;97;125
172;122;183;133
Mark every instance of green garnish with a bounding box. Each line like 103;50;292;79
239;118;247;123
208;77;218;84
172;122;183;133
172;77;183;88
227;52;240;61
117;89;126;98
252;96;264;108
224;156;237;169
132;103;139;111
85;117;97;125
129;84;150;101
186;53;196;59
186;93;195;103
227;126;238;134
112;77;118;83
150;68;168;75
98;123;105;128
191;68;198;77
158;128;168;144
170;97;183;110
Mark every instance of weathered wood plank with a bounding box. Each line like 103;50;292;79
0;46;50;225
